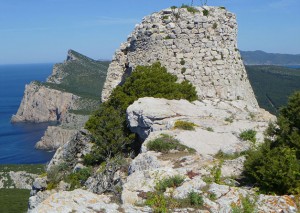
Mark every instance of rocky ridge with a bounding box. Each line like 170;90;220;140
27;6;299;213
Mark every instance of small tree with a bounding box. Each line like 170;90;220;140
244;91;300;194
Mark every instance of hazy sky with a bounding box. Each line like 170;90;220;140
0;0;299;64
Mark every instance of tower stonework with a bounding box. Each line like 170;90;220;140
102;6;258;108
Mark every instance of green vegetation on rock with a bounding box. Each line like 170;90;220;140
174;120;197;130
146;134;196;154
239;129;257;143
85;62;197;165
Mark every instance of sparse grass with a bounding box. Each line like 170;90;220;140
239;129;257;143
231;195;256;213
214;150;245;161
174;120;197;130
0;189;30;213
65;167;92;190
248;112;255;120
225;116;234;123
208;192;217;201
164;35;172;40
162;15;169;20
181;4;199;13
145;191;204;211
147;134;196;154
213;23;218;29
155;175;185;192
206;127;214;132
219;6;226;10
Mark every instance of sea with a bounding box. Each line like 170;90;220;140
0;63;55;164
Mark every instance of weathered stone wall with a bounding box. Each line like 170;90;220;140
102;6;258;108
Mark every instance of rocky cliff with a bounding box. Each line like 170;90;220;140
102;6;258;108
11;81;79;123
27;6;299;213
12;50;109;150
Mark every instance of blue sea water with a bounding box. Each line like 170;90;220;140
0;64;55;164
285;65;300;69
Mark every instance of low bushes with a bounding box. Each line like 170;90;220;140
144;176;204;212
239;129;257;143
174;120;197;130
146;134;195;154
155;175;185;192
243;91;300;195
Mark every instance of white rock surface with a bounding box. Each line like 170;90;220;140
127;97;275;156
29;189;119;213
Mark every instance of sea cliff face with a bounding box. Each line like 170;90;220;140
11;82;79;123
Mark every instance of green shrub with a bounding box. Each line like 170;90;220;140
212;165;222;184
66;167;92;190
219;6;226;10
180;58;186;65
155;175;185;192
164;35;172;40
203;9;209;16
181;67;186;74
208;192;217;201
174;120;196;130
162;15;169;20
146;134;195;153
243;91;300;195
85;62;197;165
206;127;214;132
145;192;168;213
239;129;257;143
244;141;300;194
213;23;218;29
47;163;69;189
188;191;204;207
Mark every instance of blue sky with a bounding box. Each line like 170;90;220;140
0;0;299;64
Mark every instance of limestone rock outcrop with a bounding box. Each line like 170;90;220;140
102;6;258;108
11;82;79;123
0;171;38;189
35;126;78;150
29;189;120;213
127;97;274;155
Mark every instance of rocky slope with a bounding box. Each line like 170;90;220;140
12;50;109;150
27;6;299;213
